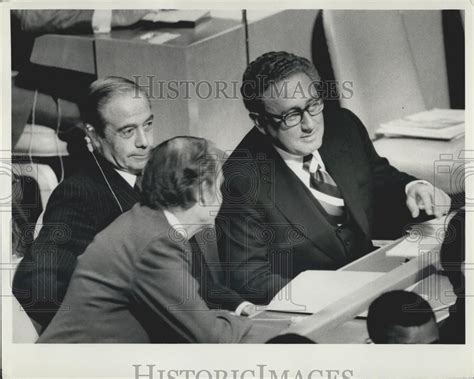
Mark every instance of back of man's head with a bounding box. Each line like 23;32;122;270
440;210;465;292
367;290;438;344
141;136;221;211
241;51;321;114
80;76;149;136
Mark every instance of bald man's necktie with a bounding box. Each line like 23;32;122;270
303;155;346;224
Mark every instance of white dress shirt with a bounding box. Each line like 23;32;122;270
273;145;426;207
115;169;137;188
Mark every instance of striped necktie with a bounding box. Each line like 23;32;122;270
303;154;346;224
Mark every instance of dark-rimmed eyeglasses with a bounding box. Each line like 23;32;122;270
253;98;324;130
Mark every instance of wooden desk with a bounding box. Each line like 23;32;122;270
29;10;319;151
249;226;455;343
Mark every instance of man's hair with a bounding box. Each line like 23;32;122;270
367;290;435;343
240;51;321;114
440;209;465;292
141;136;221;210
80;76;148;136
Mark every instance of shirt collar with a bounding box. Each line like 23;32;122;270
273;145;326;170
163;209;187;239
114;169;137;188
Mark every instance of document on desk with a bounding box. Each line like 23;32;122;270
386;213;455;258
266;270;384;314
142;10;211;25
376;108;465;140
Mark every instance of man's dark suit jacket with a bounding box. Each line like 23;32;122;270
13;155;244;330
216;108;417;304
38;204;251;343
13;155;140;328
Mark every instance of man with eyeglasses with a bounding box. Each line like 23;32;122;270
216;51;451;305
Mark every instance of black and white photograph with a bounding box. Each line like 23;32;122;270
1;2;472;378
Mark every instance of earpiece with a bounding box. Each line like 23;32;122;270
84;135;94;153
84;124;94;153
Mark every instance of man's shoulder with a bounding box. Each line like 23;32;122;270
227;128;269;159
45;162;121;212
325;107;362;127
52;168;103;197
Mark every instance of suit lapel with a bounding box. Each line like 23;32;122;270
93;155;141;210
319;113;370;238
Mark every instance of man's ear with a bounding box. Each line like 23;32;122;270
250;113;267;135
199;181;215;206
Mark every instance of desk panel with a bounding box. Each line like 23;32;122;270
31;34;96;74
27;11;321;150
251;221;454;343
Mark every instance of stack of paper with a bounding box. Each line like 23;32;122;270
386;212;456;259
266;270;384;314
377;108;465;140
266;269;456;323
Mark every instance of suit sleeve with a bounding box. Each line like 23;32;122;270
344;109;422;238
12;179;98;328
189;236;246;311
216;163;290;305
131;236;251;343
12;10;94;34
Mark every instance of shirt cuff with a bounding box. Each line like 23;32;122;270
234;301;253;316
92;10;112;34
405;179;431;195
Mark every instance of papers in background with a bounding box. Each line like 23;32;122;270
140;32;180;44
386;213;455;258
376;108;465;140
266;270;384;314
142;10;211;26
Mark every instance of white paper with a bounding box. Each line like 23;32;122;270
386;213;455;258
142;10;210;23
377;108;465;140
266;270;384;314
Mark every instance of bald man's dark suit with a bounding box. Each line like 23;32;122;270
216;108;417;304
12;155;140;328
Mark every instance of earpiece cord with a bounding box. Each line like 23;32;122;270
29;89;39;161
56;97;65;183
89;150;124;214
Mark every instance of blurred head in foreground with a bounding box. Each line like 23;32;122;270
367;290;439;344
440;209;465;293
142;136;223;230
266;333;316;344
439;209;465;344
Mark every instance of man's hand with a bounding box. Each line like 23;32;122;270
406;182;451;219
240;303;258;317
111;10;151;28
